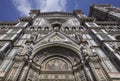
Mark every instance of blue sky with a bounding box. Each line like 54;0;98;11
0;0;120;21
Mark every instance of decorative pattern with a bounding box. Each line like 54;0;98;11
50;35;65;42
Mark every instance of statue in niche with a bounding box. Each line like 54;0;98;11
30;32;38;43
75;33;79;40
81;45;87;54
25;44;33;56
80;45;89;60
75;32;83;43
36;33;41;41
33;32;38;39
29;34;34;42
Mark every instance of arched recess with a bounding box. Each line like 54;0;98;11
29;45;82;81
31;42;82;59
39;54;74;66
52;23;61;29
32;45;81;66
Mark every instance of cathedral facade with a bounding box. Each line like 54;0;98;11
0;4;120;81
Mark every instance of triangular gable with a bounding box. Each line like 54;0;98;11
49;34;65;42
42;32;69;43
36;31;78;45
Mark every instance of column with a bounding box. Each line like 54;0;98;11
19;62;31;81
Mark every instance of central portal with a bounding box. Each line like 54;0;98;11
27;46;80;81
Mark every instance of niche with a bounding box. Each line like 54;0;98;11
52;23;61;29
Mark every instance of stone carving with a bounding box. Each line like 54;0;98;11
75;32;83;43
95;68;106;81
6;62;21;81
29;32;38;43
80;45;88;56
24;44;33;56
49;35;65;42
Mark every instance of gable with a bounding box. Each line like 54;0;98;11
36;31;78;46
49;34;66;42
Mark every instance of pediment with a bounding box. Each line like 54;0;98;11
49;34;66;42
42;32;69;43
36;31;78;45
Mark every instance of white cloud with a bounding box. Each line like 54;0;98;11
35;0;67;12
12;0;32;16
12;0;67;16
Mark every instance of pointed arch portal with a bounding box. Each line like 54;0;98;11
27;45;82;81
